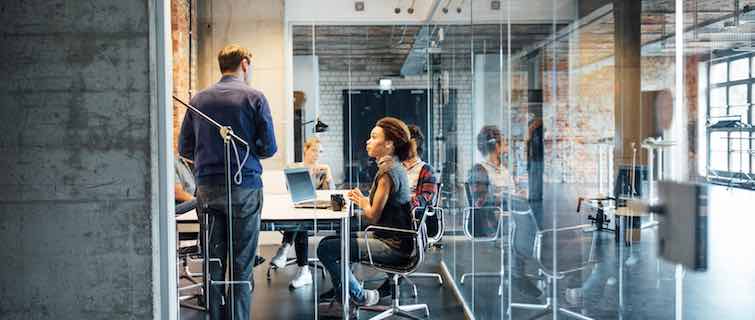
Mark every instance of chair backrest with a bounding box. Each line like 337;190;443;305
431;182;443;207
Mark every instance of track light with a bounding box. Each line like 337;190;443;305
407;0;416;14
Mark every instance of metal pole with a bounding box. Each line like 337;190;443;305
341;205;351;318
203;211;210;320
223;129;235;320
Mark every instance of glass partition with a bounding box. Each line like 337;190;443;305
285;1;755;319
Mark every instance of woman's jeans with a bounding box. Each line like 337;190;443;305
316;233;407;303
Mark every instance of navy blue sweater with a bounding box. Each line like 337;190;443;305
179;76;278;188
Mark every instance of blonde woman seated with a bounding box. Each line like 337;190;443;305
270;137;335;288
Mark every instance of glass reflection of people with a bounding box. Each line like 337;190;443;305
270;137;334;289
317;117;414;315
468;126;515;236
526;117;544;202
468;126;542;298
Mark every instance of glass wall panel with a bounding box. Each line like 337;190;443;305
282;1;755;319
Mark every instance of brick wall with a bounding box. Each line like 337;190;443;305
171;0;197;152
537;52;700;185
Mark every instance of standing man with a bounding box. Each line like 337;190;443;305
179;44;277;320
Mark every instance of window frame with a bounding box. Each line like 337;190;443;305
706;53;755;179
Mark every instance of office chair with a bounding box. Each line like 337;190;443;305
176;206;207;311
508;203;595;320
403;182;444;291
459;182;508;296
358;206;432;319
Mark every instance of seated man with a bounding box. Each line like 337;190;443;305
175;157;196;214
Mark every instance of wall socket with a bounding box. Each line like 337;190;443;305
491;1;501;10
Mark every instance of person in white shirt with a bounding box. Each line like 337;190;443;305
270;137;334;288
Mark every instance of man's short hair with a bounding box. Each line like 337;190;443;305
218;44;253;73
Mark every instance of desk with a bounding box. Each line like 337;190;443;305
176;189;354;318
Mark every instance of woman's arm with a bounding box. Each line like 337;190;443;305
348;174;392;224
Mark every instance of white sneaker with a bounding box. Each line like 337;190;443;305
357;289;379;307
290;266;313;289
271;244;291;269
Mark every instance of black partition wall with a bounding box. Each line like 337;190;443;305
343;89;433;188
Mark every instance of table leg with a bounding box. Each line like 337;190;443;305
341;213;350;318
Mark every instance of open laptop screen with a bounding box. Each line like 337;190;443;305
284;167;317;204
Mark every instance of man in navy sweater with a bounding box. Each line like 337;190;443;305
179;44;277;320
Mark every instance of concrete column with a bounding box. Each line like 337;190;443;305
613;0;645;166
0;0;157;318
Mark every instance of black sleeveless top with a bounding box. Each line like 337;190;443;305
369;156;413;255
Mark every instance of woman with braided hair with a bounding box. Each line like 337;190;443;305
317;117;415;315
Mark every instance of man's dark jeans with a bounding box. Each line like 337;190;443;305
197;185;262;320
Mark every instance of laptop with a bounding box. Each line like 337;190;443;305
284;167;332;209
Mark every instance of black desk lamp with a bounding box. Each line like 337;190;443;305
303;117;329;133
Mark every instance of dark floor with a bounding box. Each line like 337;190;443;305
442;183;755;320
179;242;465;320
178;184;755;320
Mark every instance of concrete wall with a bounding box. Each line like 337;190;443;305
196;0;289;168
0;0;157;319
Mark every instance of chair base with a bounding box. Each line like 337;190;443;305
361;304;429;320
510;301;594;320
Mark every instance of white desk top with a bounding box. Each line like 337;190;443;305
176;189;352;222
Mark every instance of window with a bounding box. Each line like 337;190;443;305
706;55;754;178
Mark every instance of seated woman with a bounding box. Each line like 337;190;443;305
375;124;438;298
270;137;334;289
317;117;415;314
467;126;514;228
468;125;541;298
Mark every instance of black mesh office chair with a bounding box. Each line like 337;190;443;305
358;206;432;319
459;182;508;295
508;203;595;320
403;182;444;291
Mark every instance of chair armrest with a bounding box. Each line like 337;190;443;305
364;225;418;236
